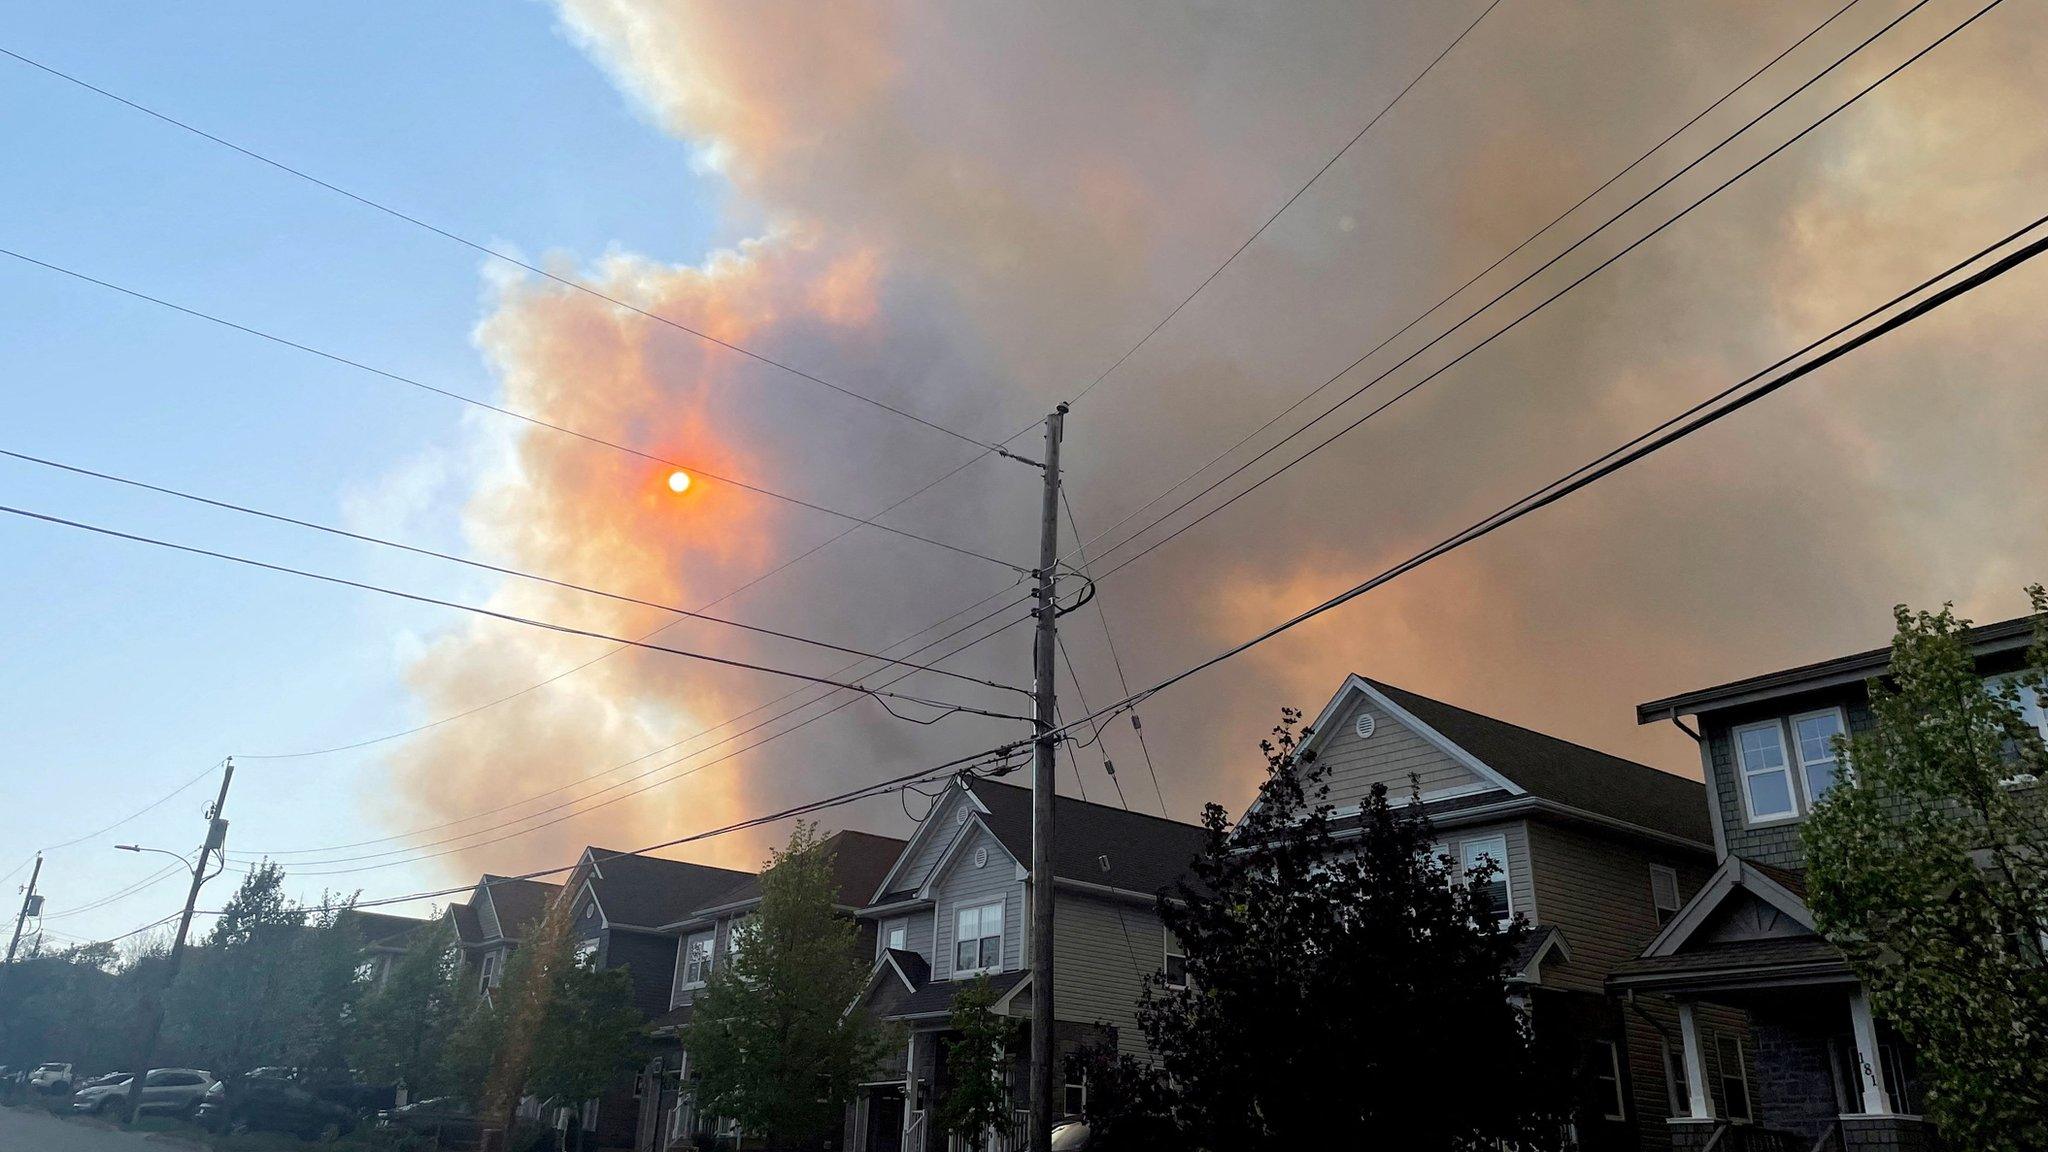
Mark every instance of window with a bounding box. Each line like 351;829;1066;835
1989;671;2048;738
1791;708;1847;802
1715;1033;1752;1121
681;930;715;988
882;918;908;954
953;900;1003;976
726;915;756;964
1063;1079;1087;1115
1592;1039;1626;1121
1460;836;1511;925
1659;1038;1686;1117
1162;930;1187;990
1733;720;1798;822
573;938;599;968
1649;865;1682;927
479;950;500;993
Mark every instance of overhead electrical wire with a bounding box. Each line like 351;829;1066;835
39;861;185;923
1044;210;2048;744
1061;0;1875;569
1077;0;1985;585
0;502;1031;722
0;47;1014;458
0;250;1024;575
1060;489;1169;814
0;447;1026;698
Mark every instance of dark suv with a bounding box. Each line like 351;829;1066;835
196;1068;357;1140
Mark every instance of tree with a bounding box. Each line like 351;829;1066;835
683;824;892;1149
525;938;645;1152
1804;596;2048;1151
1075;710;1570;1151
933;976;1016;1152
353;916;465;1094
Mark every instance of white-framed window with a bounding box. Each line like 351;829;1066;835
882;918;908;955
1063;1079;1087;1115
1592;1038;1626;1121
1459;835;1512;925
1715;1033;1752;1121
1988;671;2048;738
1733;720;1799;823
725;915;757;965
573;938;599;968
1649;865;1682;927
681;930;715;988
1659;1038;1686;1118
1791;708;1848;803
953;900;1003;977
479;950;500;993
1162;929;1187;990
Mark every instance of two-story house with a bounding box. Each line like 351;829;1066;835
445;874;563;1000
345;909;428;988
556;847;753;1149
643;829;907;1150
1286;675;1721;1151
1611;613;2045;1152
844;775;1209;1152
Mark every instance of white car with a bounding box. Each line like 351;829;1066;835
72;1068;215;1117
28;1062;73;1094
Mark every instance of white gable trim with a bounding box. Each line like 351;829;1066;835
914;814;1015;901
575;879;611;932
1644;856;1816;958
993;972;1033;1015
868;779;988;903
475;882;508;943
1508;927;1573;985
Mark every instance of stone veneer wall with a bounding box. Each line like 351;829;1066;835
1751;1014;1841;1141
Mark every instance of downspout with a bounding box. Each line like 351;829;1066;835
1668;714;1727;864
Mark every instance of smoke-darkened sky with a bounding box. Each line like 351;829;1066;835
6;0;2046;936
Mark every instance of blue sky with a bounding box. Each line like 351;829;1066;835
1;1;725;942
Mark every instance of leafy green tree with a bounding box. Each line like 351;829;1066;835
1805;596;2048;1150
1075;710;1570;1151
353;916;465;1093
525;936;644;1152
684;824;892;1149
934;976;1016;1152
440;986;504;1104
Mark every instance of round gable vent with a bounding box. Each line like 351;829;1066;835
973;846;988;869
1355;712;1377;740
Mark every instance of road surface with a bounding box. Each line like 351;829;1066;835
0;1107;179;1152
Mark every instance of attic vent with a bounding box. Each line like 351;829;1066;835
1355;712;1377;740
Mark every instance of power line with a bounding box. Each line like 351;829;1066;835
1062;0;1877;569
0;502;1031;722
1081;0;1984;584
1060;489;1168;815
40;861;185;923
0;47;1016;457
0;447;1026;698
31;760;225;856
1049;209;2048;742
1067;0;1504;405
0;249;1025;574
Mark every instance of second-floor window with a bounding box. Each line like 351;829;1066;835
882;918;908;954
1459;836;1511;926
681;930;715;988
1163;930;1187;990
1734;708;1849;824
954;900;1003;976
479;950;500;993
1791;709;1846;801
574;939;599;968
1734;720;1798;822
1649;864;1682;927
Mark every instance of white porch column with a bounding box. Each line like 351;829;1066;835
904;1030;918;1128
1848;990;1895;1115
1677;1001;1715;1119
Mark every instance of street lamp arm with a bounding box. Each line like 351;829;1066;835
114;844;199;874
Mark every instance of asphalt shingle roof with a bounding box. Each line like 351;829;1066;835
965;777;1210;898
481;875;562;942
886;969;1029;1020
1364;679;1711;845
447;902;482;946
698;830;907;914
345;910;426;950
1608;936;1847;981
583;849;753;929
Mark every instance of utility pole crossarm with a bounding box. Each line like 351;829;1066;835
1028;404;1066;1152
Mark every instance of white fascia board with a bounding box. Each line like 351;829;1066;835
1350;679;1525;797
867;778;978;904
1642;856;1816;958
914;814;1014;901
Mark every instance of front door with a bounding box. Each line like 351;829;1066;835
867;1088;905;1152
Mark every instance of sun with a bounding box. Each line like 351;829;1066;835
666;470;692;494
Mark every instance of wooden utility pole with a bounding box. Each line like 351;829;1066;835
1028;403;1066;1152
5;854;43;963
124;758;233;1122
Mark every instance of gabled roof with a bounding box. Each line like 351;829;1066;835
1343;677;1711;845
447;901;482;946
344;910;427;952
1637;611;2041;722
478;875;562;942
1639;854;1816;959
695;830;907;916
889;969;1030;1021
964;777;1209;898
1507;925;1572;984
578;848;753;930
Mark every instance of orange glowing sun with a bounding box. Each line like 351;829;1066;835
667;470;693;494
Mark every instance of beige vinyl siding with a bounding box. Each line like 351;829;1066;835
1052;894;1165;1057
1525;819;1712;995
1318;693;1490;809
1438;821;1537;926
930;824;1025;980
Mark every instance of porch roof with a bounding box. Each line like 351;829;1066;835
1609;936;1851;993
887;969;1030;1021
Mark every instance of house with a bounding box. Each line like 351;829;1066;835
345;909;428;988
1611;614;2046;1151
843;775;1209;1152
445;874;563;1000
643;829;906;1150
555;847;753;1150
1284;675;1721;1151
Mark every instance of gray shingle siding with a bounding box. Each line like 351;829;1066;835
1317;692;1488;806
929;823;1026;981
1703;689;1874;867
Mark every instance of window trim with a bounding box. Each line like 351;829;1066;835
1789;706;1849;807
680;929;716;989
478;949;500;994
1732;719;1801;826
1162;929;1188;990
1659;1038;1685;1118
880;917;909;957
1649;864;1682;926
1715;1032;1752;1122
952;898;1005;979
1593;1038;1626;1121
1459;834;1513;925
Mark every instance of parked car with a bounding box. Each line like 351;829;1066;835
70;1074;135;1115
28;1062;73;1094
377;1097;481;1149
120;1069;215;1117
196;1068;357;1140
1050;1117;1092;1150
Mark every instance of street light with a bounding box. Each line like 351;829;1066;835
110;808;229;1123
114;844;199;872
